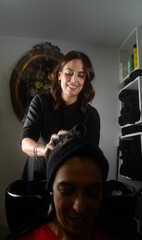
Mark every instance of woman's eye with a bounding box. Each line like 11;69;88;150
78;74;85;78
65;72;73;76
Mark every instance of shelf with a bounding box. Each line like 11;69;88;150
120;77;139;91
118;26;142;183
120;122;142;129
120;131;142;139
119;26;142;82
120;68;142;85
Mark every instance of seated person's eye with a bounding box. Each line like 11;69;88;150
87;185;102;199
87;191;100;198
58;186;74;196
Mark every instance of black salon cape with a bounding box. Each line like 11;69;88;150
21;93;100;181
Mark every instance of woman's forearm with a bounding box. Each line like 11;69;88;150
21;138;46;157
21;130;70;158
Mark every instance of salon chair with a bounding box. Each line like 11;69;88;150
5;180;51;231
100;180;139;238
5;179;141;239
101;180;137;225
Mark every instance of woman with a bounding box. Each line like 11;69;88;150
13;126;123;240
21;51;100;181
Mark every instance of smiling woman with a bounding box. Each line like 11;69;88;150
20;50;101;182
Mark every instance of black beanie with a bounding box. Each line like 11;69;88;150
46;124;109;192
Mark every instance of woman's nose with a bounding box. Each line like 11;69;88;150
73;195;86;214
70;73;77;82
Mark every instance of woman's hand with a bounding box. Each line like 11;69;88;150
42;130;70;157
42;133;58;157
58;130;70;135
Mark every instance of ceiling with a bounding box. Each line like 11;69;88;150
0;0;142;47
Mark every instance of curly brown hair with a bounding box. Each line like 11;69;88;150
51;51;95;114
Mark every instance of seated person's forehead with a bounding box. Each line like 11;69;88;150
54;156;103;183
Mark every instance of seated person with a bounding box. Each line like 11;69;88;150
6;125;142;240
6;125;141;240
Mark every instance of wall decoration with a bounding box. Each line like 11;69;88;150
10;42;64;121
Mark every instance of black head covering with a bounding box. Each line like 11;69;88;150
46;124;109;192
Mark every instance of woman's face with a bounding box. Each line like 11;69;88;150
58;59;86;104
52;156;102;238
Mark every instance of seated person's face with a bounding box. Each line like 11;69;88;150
52;156;103;236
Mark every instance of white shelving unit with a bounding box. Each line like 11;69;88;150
117;26;142;187
119;26;142;82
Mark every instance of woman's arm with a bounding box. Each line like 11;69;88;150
21;130;70;158
21;137;54;158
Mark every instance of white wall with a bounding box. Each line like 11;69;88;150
0;36;119;234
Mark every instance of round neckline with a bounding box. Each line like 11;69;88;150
62;100;80;109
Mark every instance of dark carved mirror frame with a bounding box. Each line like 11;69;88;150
10;42;64;121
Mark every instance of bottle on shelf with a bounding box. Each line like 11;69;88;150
133;43;138;69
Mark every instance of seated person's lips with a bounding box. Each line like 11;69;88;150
69;216;86;223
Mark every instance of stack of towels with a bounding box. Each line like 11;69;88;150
119;136;142;181
118;89;140;126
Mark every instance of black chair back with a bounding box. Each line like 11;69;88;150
5;180;50;231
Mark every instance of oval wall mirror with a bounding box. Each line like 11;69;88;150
10;42;64;121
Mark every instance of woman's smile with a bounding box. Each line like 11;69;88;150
58;59;86;104
67;83;78;90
